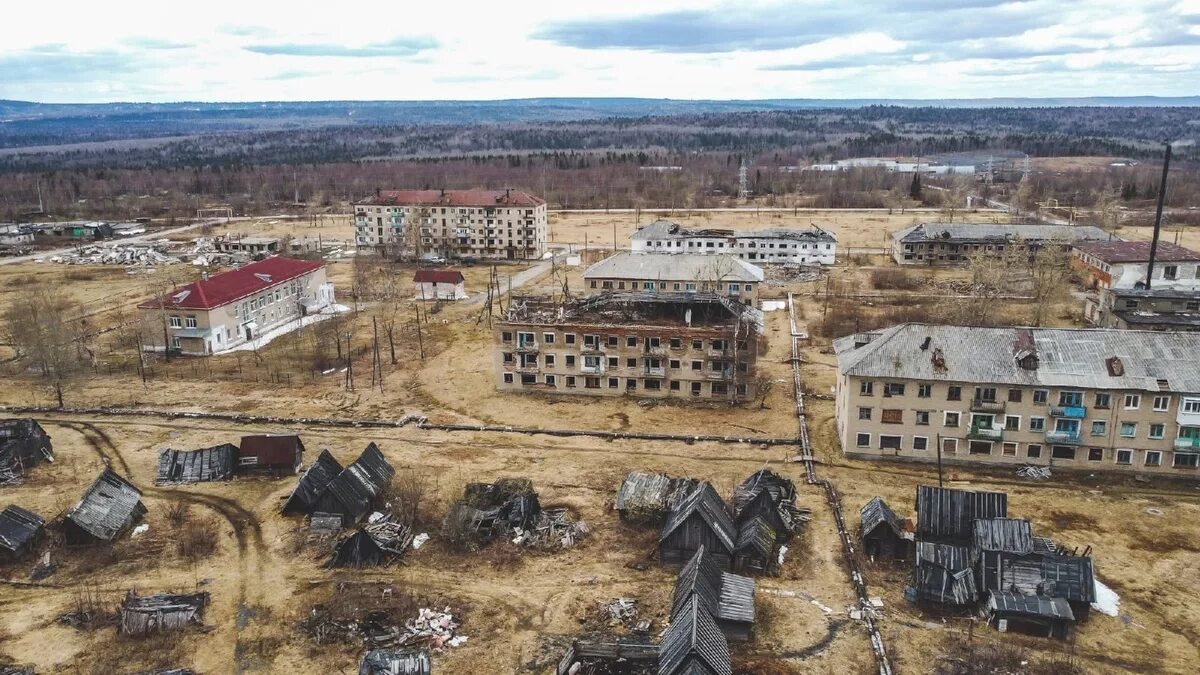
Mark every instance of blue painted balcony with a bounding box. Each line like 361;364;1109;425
1049;405;1087;419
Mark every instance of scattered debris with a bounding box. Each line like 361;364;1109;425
329;515;415;568
1017;465;1052;480
0;419;54;486
411;533;430;550
615;471;700;525
359;648;431;675
1091;579;1120;617
1144;507;1164;517
0;505;44;561
444;478;587;551
599;598;639;629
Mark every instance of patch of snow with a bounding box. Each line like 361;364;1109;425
1092;579;1120;617
213;304;351;355
761;300;787;312
131;523;150;538
412;533;430;550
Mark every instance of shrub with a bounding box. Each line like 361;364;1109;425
870;268;923;291
176;517;219;561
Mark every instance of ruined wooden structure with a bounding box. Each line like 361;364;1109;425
119;591;210;635
0;419;53;484
238;434;305;476
0;505;44;560
156;443;238;484
658;483;736;570
859;496;912;561
63;469;147;546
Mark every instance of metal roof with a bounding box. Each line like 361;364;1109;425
836;323;1200;393
632;219;835;243
356;188;545;208
1074;240;1200;263
321;443;396;523
660;483;737;554
658;595;732;675
156;444;237;484
972;518;1033;555
281;450;343;515
0;505;43;554
915;485;1008;543
986;591;1075;621
584;253;764;283
65;469;147;542
137;257;323;310
894;223;1112;244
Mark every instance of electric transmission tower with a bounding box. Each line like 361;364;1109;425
738;158;750;199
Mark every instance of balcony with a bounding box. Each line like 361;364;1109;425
516;342;539;353
1175;436;1200;450
1045;429;1082;444
644;345;669;356
1049;405;1087;419
970;399;1006;414
706;369;732;381
515;363;539;373
642;367;667;378
580;364;604;375
708;349;731;359
968;422;1003;441
1177;404;1200;426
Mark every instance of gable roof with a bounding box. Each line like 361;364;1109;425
910;541;977;605
860;496;905;539
894;223;1112;244
1074;240;1200;264
0;505;44;553
835;323;1200;393
735;515;778;560
660;483;736;554
658;595;732;675
413;269;464;285
357;189;545;208
915;485;1008;542
137;256;323;311
322;443;396;523
282;449;344;515
583;253;764;283
672;545;724;619
66;469;147;541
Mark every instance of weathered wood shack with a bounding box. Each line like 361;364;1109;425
658;594;732;675
555;638;658;675
156;443;238;484
313;443;395;525
985;591;1075;639
0;419;53;482
672;546;756;642
659;483;736;570
119;591;210;635
906;541;977;606
359;648;431;675
281;450;344;516
0;505;44;560
859;497;912;561
63;469;147;546
915;485;1008;544
238;434;305;475
615;471;699;525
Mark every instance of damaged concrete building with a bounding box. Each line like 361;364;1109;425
0;419;53;483
496;292;763;400
63;469;148;546
631;219;837;266
583;252;763;306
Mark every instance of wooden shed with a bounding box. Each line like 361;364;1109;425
658;483;736;570
859;496;912;561
238;435;305;476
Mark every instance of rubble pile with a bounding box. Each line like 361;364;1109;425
1017;465;1052;480
598;597;649;632
443;478;588;552
44;242;179;266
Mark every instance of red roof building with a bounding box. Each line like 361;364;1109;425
138;256;324;311
413;268;467;300
413;269;465;285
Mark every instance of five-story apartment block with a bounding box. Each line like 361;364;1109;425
834;324;1200;475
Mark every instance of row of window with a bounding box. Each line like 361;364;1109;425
857;407;1187;441
359;206;541;217
502;352;744;374
501;372;745;396
859;380;1197;413
646;240;833;250
852;432;1196;468
589;279;753;293
502;331;745;353
233;281;304;320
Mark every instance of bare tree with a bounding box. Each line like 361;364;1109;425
753;374;774;409
1025;236;1073;326
2;284;89;407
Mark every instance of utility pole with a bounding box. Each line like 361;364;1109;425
1145;142;1172;290
414;305;425;360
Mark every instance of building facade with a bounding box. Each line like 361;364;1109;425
413;269;467;300
138;256;333;355
1084;287;1200;331
583;253;764;305
494;293;763;400
631;220;836;265
1071;240;1200;290
834;324;1200;475
891;223;1113;266
353;189;547;260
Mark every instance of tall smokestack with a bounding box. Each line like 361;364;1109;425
1145;142;1172;290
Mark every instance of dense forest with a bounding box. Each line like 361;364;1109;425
0;104;1196;220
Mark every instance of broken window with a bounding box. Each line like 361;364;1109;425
566;376;576;387
626;336;637;348
585;377;600;389
565;355;575;367
644;380;661;390
691;361;702;371
503;373;513;384
1060;391;1084;407
1033;389;1048;404
608;357;618;368
916;411;929;425
691;382;702;396
944;411;960;427
1027;444;1042;458
517;332;535;348
913;436;929;451
608;378;618;388
502;352;514;364
975;387;997;402
543;333;555;344
879;435;902;450
881;409;903;424
544;375;556;386
711;383;727;395
1116;449;1132;464
583;334;597;348
626;358;636;368
692;339;702;350
626;379;636;390
942;438;958;454
670;337;682;349
1051;446;1076;460
860;381;874;396
884;383;905;397
669;359;680;369
670;381;680;391
917;384;931;398
607;335;619;347
565;333;576;345
521;374;536;385
545;354;555;367
1146;451;1162;466
712;339;727;351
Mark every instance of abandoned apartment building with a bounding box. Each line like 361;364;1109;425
834;323;1200;474
890;223;1113;266
630;219;837;265
213;235;281;255
1084;286;1200;331
582;252;764;306
1072;240;1200;290
495;292;763;399
137;256;335;355
353;188;548;260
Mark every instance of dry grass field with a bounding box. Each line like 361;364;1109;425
1;208;1198;673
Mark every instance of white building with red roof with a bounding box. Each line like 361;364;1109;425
413;269;467;300
353;188;547;260
137;256;334;355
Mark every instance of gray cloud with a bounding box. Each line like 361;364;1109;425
125;37;192;50
245;36;438;58
0;46;142;84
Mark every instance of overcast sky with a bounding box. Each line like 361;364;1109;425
2;0;1199;103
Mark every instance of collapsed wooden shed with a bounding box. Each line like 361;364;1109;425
156;443;238;484
615;471;700;525
313;443;396;526
0;505;44;560
119;591;210;635
0;419;53;483
985;591;1075;639
359;648;431;675
906;541;977;606
555;638;658;675
281;450;344;516
915;485;1008;544
63;469;148;546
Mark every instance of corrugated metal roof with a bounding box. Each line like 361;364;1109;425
658;595;732;675
156;444;237;484
660;483;737;554
836;323;1200;392
1074;240;1200;263
584;253;764;283
894;223;1112;243
137;257;323;310
915;485;1008;542
0;505;43;554
65;469;147;542
239;435;305;468
987;591;1075;620
972;518;1033;555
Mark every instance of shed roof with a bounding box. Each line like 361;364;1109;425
0;505;43;553
735;515;778;560
973;518;1034;555
835;323;1200;393
910;541;977;605
282;450;344;515
633;219;835;243
583;253;764;283
658;595;732;675
1040;554;1096;603
615;471;699;515
137;256;323;310
65;469;147;542
359;649;432;675
915;485;1008;542
986;591;1075;621
660;483;736;554
156;444;238;484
